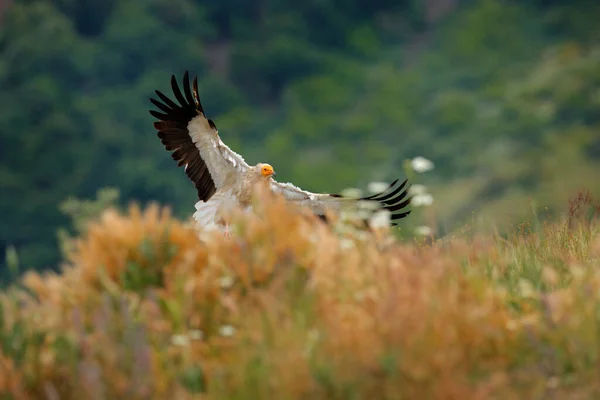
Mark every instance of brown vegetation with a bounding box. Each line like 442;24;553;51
1;190;600;399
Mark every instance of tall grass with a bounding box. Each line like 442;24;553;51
1;188;599;399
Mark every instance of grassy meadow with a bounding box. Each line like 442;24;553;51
2;1;599;398
1;188;600;399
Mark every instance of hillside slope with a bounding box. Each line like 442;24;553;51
0;0;599;273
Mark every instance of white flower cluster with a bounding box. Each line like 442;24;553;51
219;275;234;289
219;325;236;337
408;156;435;236
408;157;434;207
367;181;389;193
170;324;236;347
170;329;204;347
410;156;434;173
409;183;434;207
414;225;433;236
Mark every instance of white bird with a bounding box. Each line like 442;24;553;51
149;72;411;234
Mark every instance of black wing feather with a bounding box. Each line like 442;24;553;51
150;98;173;114
155;90;179;109
361;179;412;224
170;74;188;108
183;72;196;106
149;71;217;202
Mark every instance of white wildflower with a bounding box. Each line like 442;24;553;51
367;181;389;193
518;279;534;298
357;199;380;211
188;330;204;341
412;193;434;206
340;238;355;250
350;209;371;221
369;209;391;229
340;187;363;198
219;275;234;289
218;325;236;337
409;184;427;196
171;334;190;347
411;156;434;173
414;225;433;236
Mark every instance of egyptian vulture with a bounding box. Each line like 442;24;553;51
149;72;411;233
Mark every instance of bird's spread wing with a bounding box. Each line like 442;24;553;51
149;71;250;202
270;178;411;226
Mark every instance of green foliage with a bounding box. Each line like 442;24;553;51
179;365;206;394
2;247;19;284
1;0;599;276
56;187;121;257
59;188;120;235
119;236;177;293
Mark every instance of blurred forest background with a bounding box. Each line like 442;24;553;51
1;0;599;276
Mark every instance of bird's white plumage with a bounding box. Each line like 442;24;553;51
270;181;314;201
188;115;249;189
193;196;222;231
193;189;253;233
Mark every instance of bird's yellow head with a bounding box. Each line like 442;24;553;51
259;163;276;178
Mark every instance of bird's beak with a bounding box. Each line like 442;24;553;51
271;172;277;178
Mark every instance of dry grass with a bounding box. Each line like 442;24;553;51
1;188;600;399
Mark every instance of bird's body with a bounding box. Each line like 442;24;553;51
149;72;411;233
192;165;274;233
